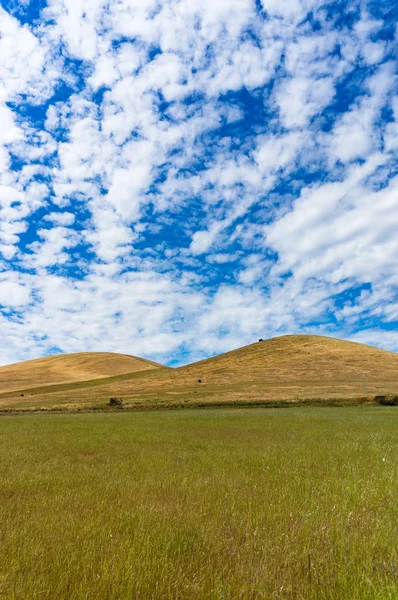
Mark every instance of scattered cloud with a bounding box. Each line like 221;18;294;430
0;0;396;365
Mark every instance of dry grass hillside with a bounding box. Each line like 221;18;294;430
0;352;163;395
175;334;398;383
1;335;397;411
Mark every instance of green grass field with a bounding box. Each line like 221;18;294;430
0;407;397;599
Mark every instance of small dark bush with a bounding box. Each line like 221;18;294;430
20;394;24;397
375;395;387;403
109;397;123;407
198;379;202;383
258;338;263;342
375;395;398;406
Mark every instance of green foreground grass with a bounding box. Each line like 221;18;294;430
0;408;397;599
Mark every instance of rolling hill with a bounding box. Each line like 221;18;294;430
0;335;397;410
0;352;164;395
172;334;398;384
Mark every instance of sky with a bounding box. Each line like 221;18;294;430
0;0;397;367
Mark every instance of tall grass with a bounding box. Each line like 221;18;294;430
0;407;397;599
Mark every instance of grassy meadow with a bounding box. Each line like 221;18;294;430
0;407;397;599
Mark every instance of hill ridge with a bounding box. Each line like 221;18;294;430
176;334;397;370
0;351;164;395
2;350;162;369
0;335;397;410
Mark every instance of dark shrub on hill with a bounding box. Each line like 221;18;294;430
375;395;398;406
109;397;123;407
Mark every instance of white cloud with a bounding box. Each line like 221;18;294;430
84;207;136;262
0;7;57;103
264;155;398;332
255;132;303;172
350;330;398;353
260;0;311;20
190;225;222;255
0;105;23;145
276;76;335;129
329;62;396;163
0;277;31;307
25;227;80;268
44;212;75;226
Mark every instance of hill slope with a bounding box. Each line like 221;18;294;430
1;335;397;411
173;334;398;383
0;352;164;395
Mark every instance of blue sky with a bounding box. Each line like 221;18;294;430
0;0;397;366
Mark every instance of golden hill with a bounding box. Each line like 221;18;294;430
0;352;163;395
173;334;398;384
0;335;397;410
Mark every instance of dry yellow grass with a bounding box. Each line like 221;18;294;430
160;333;398;385
1;335;397;411
0;351;163;394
